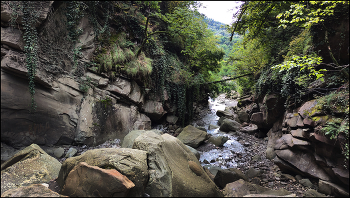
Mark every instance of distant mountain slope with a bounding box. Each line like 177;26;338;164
202;16;241;59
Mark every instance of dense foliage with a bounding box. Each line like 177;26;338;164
226;0;349;166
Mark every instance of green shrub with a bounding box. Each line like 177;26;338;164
124;48;135;61
112;45;126;63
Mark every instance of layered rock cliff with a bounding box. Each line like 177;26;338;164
1;1;180;148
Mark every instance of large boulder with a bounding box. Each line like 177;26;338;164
219;118;242;132
216;110;235;120
1;144;61;194
132;131;223;197
237;111;250;123
176;125;208;148
61;162;135;197
275;149;333;181
57;148;148;197
241;124;258;135
318;180;349;197
223;179;293;197
251;112;264;128
258;94;285;129
1;184;66;197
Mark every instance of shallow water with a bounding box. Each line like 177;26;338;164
195;95;245;169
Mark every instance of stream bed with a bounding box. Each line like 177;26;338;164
193;95;245;169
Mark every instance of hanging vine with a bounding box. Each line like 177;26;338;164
21;1;40;112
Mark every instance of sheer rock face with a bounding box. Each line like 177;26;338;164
1;1;54;27
1;2;155;148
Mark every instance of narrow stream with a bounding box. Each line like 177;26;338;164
194;95;245;169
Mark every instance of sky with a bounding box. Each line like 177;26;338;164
197;1;244;25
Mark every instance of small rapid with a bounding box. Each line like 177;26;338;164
194;94;245;169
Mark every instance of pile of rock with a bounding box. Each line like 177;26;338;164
232;93;349;197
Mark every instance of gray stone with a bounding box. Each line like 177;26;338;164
208;136;229;147
265;118;284;160
251;112;264;128
219;118;242;132
65;148;77;158
286;114;299;128
176;125;208;148
290;129;306;139
53;148;65;158
237;111;249;123
259;94;285;129
208;124;219;130
223;179;293;197
332;167;349;186
143;100;166;121
1;144;61;194
275;149;332;181
1;1;53;27
299;178;314;188
166;115;178;124
298;100;319;118
318;180;349;196
295;175;302;182
121;129;163;148
214;168;248;189
216;110;235;119
245;167;263;179
241;124;258;135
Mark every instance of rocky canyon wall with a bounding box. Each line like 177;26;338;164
1;1;172;148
